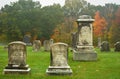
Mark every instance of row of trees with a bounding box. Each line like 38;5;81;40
0;0;64;42
0;0;120;46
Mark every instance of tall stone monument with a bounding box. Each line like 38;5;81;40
73;15;97;61
46;42;72;75
3;41;30;74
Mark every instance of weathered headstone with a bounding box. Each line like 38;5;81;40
73;15;97;61
46;42;72;75
23;35;32;45
71;32;77;49
100;41;110;52
49;39;54;46
3;41;30;74
43;40;50;51
114;42;120;52
32;40;41;52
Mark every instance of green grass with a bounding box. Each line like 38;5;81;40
0;46;120;79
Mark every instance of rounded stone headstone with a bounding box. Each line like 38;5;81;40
114;42;120;52
3;41;31;74
100;41;110;52
32;40;41;52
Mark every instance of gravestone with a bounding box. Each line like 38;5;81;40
73;15;97;61
43;39;54;51
23;35;32;45
71;32;77;49
114;42;120;52
3;41;30;74
43;40;50;51
32;40;41;52
100;41;110;52
46;42;72;75
49;39;54;46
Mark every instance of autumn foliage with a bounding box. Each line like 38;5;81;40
109;7;120;44
93;11;107;37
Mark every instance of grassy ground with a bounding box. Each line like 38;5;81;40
0;46;120;79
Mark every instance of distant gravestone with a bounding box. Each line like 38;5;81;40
23;35;32;45
32;40;41;52
46;42;72;75
98;37;101;48
43;40;50;51
114;42;120;52
71;32;77;49
100;41;110;52
3;41;30;74
43;39;54;51
49;39;54;46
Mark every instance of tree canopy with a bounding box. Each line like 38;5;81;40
0;0;120;45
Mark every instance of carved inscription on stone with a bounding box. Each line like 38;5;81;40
50;43;68;66
78;25;92;46
8;41;26;66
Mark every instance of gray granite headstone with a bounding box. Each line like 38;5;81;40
114;42;120;52
32;40;41;52
3;41;30;74
23;35;32;45
46;42;72;75
100;41;110;52
73;15;97;61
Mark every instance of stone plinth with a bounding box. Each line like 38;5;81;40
46;42;72;75
3;65;30;74
73;46;97;61
46;66;72;75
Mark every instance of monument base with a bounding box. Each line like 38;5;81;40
46;66;72;75
3;65;31;74
73;49;97;61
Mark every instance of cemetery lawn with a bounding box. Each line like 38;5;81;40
0;46;120;79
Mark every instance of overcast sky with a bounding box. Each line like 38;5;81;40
0;0;120;9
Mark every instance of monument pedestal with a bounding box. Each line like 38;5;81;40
46;66;72;75
3;65;31;74
73;46;97;61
